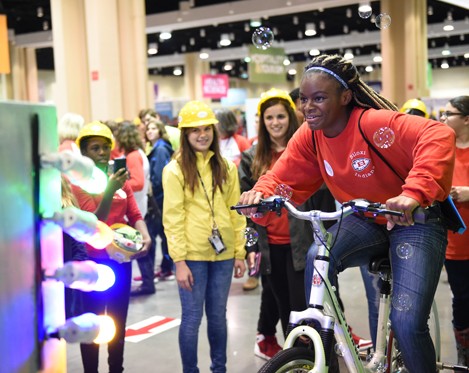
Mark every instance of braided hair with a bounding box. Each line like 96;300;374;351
303;54;398;111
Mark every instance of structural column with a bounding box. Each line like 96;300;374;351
380;0;429;106
184;52;209;100
51;0;148;122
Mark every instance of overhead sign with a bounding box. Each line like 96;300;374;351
125;315;181;343
202;74;229;99
248;45;286;84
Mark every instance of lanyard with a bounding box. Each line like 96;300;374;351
197;170;217;229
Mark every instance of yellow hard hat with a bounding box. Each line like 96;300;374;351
257;88;296;116
76;121;115;150
399;99;429;118
177;100;218;128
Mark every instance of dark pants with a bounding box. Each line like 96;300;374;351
257;274;280;336
80;259;131;373
266;244;306;337
137;199;172;288
445;259;469;330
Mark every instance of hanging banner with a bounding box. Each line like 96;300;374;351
0;15;10;74
248;45;286;84
201;74;229;99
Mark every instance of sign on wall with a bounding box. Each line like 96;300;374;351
248;45;286;84
201;74;229;99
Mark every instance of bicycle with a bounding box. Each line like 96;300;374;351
232;196;469;373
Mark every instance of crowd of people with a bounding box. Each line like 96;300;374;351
57;53;469;372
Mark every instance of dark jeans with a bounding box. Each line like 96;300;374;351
267;244;306;337
445;259;469;330
80;259;131;373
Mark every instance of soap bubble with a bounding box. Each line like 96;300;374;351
358;5;372;19
252;27;274;50
275;184;293;201
244;227;259;247
373;127;395;149
396;243;414;260
375;13;392;29
392;292;412;312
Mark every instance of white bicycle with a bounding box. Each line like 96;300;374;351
232;196;468;373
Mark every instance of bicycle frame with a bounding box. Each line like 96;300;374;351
282;203;389;372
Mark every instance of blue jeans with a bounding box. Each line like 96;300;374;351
178;259;234;373
305;214;446;373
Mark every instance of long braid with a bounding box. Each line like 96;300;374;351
304;54;398;111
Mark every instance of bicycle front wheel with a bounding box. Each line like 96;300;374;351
258;347;315;373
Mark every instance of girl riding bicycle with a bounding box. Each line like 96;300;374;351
239;54;456;373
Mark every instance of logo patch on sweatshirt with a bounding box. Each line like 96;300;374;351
352;158;370;172
350;151;375;178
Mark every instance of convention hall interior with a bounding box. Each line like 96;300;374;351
0;0;468;372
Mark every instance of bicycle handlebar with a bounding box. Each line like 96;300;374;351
231;196;434;225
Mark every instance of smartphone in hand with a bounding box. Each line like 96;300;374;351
110;158;127;173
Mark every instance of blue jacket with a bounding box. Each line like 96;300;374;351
149;139;173;203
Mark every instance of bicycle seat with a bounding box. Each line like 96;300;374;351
368;255;391;275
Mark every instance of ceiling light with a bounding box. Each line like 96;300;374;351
250;19;262;28
319;20;325;30
42;21;49;30
288;68;297;75
344;49;354;60
441;44;451;56
428;6;433;16
465;53;469;59
373;54;383;63
220;34;231;47
365;65;374;72
244;56;251;63
37;7;44;18
297;30;303;39
305;23;317;37
346;8;352;18
343;25;349;34
147;42;158;55
309;48;320;56
159;31;172;40
293;16;299;25
443;12;454;31
283;58;291;66
199;50;209;60
173;67;183;76
244;23;250;32
200;28;206;37
358;2;372;19
223;62;233;71
441;60;449;69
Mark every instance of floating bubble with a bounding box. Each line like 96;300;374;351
244;227;259;247
373;127;395;149
358;5;372;19
252;27;274;50
375;13;392;29
396;243;414;260
275;184;293;201
392;292;412;312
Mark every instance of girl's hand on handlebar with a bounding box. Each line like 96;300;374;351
237;190;264;216
385;195;420;230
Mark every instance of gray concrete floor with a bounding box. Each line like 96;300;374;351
66;262;458;372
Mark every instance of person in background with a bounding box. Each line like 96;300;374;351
139;108;181;152
162;100;246;373
289;87;305;124
104;119;125;160
399;98;429;118
134;119;175;286
238;54;455;373
72;121;151;373
58;112;85;154
440;95;469;366
214;108;251;168
113;121;152;296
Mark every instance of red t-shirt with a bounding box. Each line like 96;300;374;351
446;147;469;260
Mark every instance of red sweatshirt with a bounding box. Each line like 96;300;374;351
71;181;142;259
254;107;455;213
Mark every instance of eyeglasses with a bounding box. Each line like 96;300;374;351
440;111;465;118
